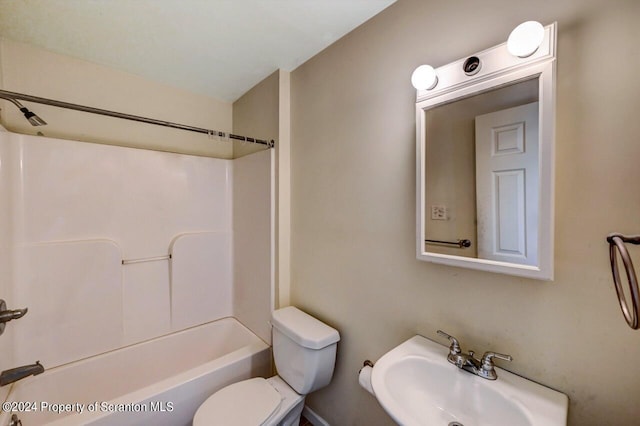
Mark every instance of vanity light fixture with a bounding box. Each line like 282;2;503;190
411;65;438;90
507;21;545;58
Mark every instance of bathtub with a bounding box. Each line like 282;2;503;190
0;317;271;426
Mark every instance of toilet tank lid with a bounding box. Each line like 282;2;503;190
272;307;340;350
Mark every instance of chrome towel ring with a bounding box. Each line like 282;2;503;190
607;233;640;329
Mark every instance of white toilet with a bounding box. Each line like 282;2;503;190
193;306;340;426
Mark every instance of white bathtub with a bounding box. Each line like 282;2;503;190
0;318;271;426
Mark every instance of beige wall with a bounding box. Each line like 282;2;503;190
290;0;640;425
232;70;279;159
277;70;292;308
233;149;274;344
232;71;279;341
232;69;292;309
0;38;233;158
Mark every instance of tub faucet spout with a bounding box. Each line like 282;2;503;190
0;361;44;386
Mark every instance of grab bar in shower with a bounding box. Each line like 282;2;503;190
121;254;171;265
425;238;472;248
606;233;640;329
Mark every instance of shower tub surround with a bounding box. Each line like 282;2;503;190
0;130;274;424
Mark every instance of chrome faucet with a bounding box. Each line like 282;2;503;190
0;299;28;336
0;307;28;323
437;330;512;380
0;361;45;386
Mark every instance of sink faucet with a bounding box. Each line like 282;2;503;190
437;330;512;380
0;361;45;386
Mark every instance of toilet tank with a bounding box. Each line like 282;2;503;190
271;307;340;395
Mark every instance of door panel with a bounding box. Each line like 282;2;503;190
475;102;538;265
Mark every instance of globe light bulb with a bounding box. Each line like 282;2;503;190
507;21;545;58
411;65;438;90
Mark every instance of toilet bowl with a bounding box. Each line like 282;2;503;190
193;376;304;426
193;307;340;426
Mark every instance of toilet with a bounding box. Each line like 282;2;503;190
194;306;340;426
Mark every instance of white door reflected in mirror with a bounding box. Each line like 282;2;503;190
475;102;538;266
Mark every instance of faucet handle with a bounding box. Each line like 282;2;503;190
479;351;512;380
436;330;461;354
0;308;28;323
0;300;29;336
482;351;512;364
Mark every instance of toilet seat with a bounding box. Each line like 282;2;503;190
193;377;282;426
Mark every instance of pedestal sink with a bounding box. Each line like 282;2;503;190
370;335;568;426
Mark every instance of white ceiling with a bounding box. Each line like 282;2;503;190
0;0;396;102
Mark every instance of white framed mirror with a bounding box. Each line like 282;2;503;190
416;23;556;280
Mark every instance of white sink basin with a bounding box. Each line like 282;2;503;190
370;335;568;426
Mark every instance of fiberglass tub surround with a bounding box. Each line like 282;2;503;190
0;130;273;424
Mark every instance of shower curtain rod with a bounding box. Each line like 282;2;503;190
0;89;274;148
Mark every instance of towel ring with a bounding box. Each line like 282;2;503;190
607;233;640;329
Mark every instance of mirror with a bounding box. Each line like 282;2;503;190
416;23;556;280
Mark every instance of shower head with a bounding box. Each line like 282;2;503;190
5;98;47;126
